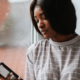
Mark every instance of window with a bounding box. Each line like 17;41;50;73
0;0;31;47
72;0;80;35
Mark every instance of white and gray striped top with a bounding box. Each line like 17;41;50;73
26;35;80;80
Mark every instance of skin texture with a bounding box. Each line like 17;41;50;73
34;6;76;42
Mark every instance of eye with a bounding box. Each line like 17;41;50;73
36;20;39;23
35;20;39;23
34;17;39;23
41;14;47;20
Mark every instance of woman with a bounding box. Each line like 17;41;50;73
26;0;80;80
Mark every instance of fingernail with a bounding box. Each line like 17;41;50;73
18;76;20;79
10;72;13;75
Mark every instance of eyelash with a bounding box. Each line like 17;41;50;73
36;20;39;23
36;18;47;23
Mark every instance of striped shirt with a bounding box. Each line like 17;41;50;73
26;35;80;80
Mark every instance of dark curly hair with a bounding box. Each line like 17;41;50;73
30;0;77;35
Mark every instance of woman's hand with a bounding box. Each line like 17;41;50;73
6;72;21;80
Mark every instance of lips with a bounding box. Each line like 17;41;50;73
40;30;48;35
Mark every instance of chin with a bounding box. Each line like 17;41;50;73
43;35;50;39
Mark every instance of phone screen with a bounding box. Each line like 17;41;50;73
0;65;10;78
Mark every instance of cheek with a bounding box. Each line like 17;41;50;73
45;21;51;28
48;28;57;37
37;23;39;28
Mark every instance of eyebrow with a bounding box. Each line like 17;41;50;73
34;12;44;18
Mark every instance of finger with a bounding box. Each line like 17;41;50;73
6;72;13;80
15;76;21;80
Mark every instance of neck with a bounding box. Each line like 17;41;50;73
52;33;76;42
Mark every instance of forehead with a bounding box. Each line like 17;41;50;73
34;6;43;16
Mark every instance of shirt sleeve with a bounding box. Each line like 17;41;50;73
25;48;36;80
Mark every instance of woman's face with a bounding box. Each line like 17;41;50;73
34;6;59;39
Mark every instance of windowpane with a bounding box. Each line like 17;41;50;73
72;0;80;35
0;0;31;47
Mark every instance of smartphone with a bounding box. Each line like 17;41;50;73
0;62;23;80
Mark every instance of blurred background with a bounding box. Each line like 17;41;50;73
72;0;80;35
0;0;31;47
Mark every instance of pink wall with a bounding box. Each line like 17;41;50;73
0;0;10;25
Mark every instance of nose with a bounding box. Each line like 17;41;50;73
38;20;44;29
